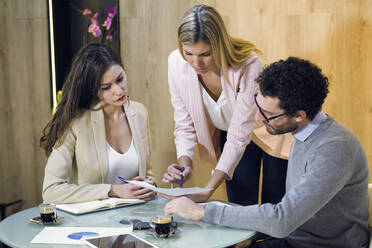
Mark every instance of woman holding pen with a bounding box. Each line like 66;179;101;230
40;44;156;204
163;5;289;205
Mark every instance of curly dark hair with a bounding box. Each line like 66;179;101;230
256;57;329;120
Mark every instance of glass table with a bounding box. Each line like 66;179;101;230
0;197;255;248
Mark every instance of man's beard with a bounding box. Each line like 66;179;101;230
265;121;298;135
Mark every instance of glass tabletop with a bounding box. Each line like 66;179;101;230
0;197;255;248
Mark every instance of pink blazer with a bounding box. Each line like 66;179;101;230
168;49;261;179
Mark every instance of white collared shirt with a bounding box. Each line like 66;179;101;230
293;111;327;142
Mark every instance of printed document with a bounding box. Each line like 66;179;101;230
127;180;213;196
31;227;131;245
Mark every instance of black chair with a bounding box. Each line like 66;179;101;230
0;199;23;220
0;199;23;248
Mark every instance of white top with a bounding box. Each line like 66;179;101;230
201;86;232;131
105;139;139;184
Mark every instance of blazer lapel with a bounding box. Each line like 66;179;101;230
90;103;109;182
221;68;238;110
182;65;217;164
125;103;146;177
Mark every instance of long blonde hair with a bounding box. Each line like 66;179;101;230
178;5;261;86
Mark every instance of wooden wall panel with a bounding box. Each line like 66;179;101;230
216;0;372;180
0;0;50;214
121;0;372;202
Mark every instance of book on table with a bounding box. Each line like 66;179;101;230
56;198;145;215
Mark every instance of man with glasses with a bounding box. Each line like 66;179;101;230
164;57;370;248
254;94;287;126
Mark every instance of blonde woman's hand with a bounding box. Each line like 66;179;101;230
162;163;192;185
163;155;193;186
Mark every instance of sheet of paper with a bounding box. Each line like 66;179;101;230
127;180;213;196
30;227;131;245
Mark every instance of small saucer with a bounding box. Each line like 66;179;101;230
30;216;64;225
144;228;180;238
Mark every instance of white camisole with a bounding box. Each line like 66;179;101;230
201;86;232;131
104;139;139;184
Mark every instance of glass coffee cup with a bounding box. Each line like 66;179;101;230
39;203;57;224
149;215;173;238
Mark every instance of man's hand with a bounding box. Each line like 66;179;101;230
163;197;205;221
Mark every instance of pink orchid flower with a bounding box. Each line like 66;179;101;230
88;12;102;37
103;7;117;30
90;12;99;23
82;8;92;16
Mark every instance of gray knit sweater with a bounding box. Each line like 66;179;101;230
204;116;370;248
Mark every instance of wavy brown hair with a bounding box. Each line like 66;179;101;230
177;5;261;86
40;43;123;156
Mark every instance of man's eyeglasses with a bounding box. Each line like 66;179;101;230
254;94;287;123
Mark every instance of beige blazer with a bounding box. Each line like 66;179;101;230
42;101;151;204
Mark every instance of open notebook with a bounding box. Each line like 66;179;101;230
56;198;145;215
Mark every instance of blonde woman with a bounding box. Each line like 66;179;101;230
163;5;288;205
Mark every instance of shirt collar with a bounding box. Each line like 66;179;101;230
293;111;327;142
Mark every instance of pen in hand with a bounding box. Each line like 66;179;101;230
118;176;129;183
179;167;185;188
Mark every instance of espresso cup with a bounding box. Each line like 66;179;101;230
39;203;57;224
150;215;173;238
